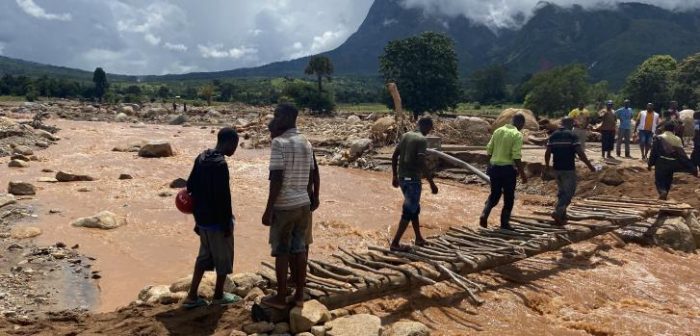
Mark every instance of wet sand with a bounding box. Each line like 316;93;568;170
0;119;506;311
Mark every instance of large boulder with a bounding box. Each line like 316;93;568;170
170;272;235;298
35;129;59;141
113;141;146;153
492;108;538;131
349;138;373;157
685;213;700;247
8;182;36;196
325;314;381;336
56;171;95;182
290;300;331;334
139;141;174;158
8;159;29;168
439;116;492;145
10;226;42;239
242;321;275;334
679;109;695;137
599;169;625;186
137;285;172;304
229;272;263;296
654;215;696;252
13;145;34;156
370;116;396;144
169;115;187;125
71;211;125;230
0;194;16;208
383;321;431;336
115;113;129;122
121;106;135;116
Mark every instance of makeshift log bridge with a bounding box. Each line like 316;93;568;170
257;197;693;311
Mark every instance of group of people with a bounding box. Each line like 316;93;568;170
176;101;700;310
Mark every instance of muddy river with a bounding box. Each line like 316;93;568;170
1;119;509;311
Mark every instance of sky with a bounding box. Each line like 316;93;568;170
0;0;698;76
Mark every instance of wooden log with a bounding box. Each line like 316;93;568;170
308;260;363;284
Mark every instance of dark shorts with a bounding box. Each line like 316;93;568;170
601;130;615;151
639;130;653;145
195;226;234;276
400;178;422;222
269;205;311;256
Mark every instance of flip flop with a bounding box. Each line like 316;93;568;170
261;296;289;310
211;293;242;306
182;297;209;309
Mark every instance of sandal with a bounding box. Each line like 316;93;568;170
182;297;209;309
211;293;242;306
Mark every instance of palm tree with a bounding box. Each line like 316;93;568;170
304;56;334;93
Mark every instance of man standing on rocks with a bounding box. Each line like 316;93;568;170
692;111;700;169
599;100;616;159
183;127;240;308
648;122;698;200
390;117;438;252
262;104;316;309
615;99;634;158
545;117;596;225
480;114;527;231
635;103;659;161
569;102;591;151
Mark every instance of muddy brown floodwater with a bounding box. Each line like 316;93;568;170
0;119;509;312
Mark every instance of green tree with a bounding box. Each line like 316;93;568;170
673;52;700;109
283;81;335;114
92;67;109;102
380;32;460;118
304;56;334;93
523;64;590;117
589;81;610;104
469;65;507;104
157;85;170;99
125;85;142;96
623;55;677;108
218;82;236;102
199;84;215;106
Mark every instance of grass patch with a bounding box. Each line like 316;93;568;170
0;96;25;102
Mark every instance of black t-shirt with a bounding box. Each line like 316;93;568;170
547;128;580;171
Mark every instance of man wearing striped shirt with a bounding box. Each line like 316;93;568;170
262;104;317;309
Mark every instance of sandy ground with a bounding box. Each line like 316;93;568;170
0;119;508;312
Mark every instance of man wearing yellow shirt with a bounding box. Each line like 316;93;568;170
569;102;591;151
648;122;697;200
480;114;528;230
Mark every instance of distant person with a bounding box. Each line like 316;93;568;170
615;99;634;158
692;111;700;170
480;114;528;231
262;104;316;309
183;127;241;308
173;102;177;112
648;122;698;200
635;103;659;161
184;102;188;113
390;117;439;252
545;117;596;225
667;101;685;146
569;102;591;151
599;100;616;159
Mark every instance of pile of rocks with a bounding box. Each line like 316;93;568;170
0;116;59;157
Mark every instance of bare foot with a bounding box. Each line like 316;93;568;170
261;295;288;310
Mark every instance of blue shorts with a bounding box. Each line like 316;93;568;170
639;130;653;145
400;178;422;221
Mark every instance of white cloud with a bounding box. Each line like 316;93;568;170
198;44;258;60
164;42;188;52
144;33;161;46
400;0;700;30
310;28;347;54
16;0;71;21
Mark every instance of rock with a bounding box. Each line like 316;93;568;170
158;190;173;197
290;300;331;334
138;141;174;158
10;227;42;239
654;215;696;252
685;213;700;247
366;112;379;121
56;171;95;182
492;108;539;131
443;116;493;145
325;314;381;336
679;109;695;137
121;106;135;116
298;333;314;336
115;113;129;122
0;194;16;208
169;178;187;189
349;138;372;157
41;168;54;173
159;291;187;305
8;159;29;168
35;141;49;148
77;187;91;193
329;308;349;319
244;287;265;303
13;146;33;156
235;118;251;127
137;285;172;304
370;116;396;139
243;321;275;334
71;211;125;230
383;321;431;336
229;272;264;296
35;129;59;141
311;325;327;336
228;331;247;336
38;177;58;183
169;272;235;297
169;115;188;125
119;174;133;180
11;154;31;161
273;322;290;334
112;141;146;152
347;115;361;123
8;182;36;196
600;169;624;186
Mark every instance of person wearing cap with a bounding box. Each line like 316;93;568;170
648;122;698;200
569;102;591;151
599;100;617;159
634;103;659;161
615;99;634;158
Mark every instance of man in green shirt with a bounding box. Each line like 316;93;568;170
390;117;439;252
480;114;527;230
